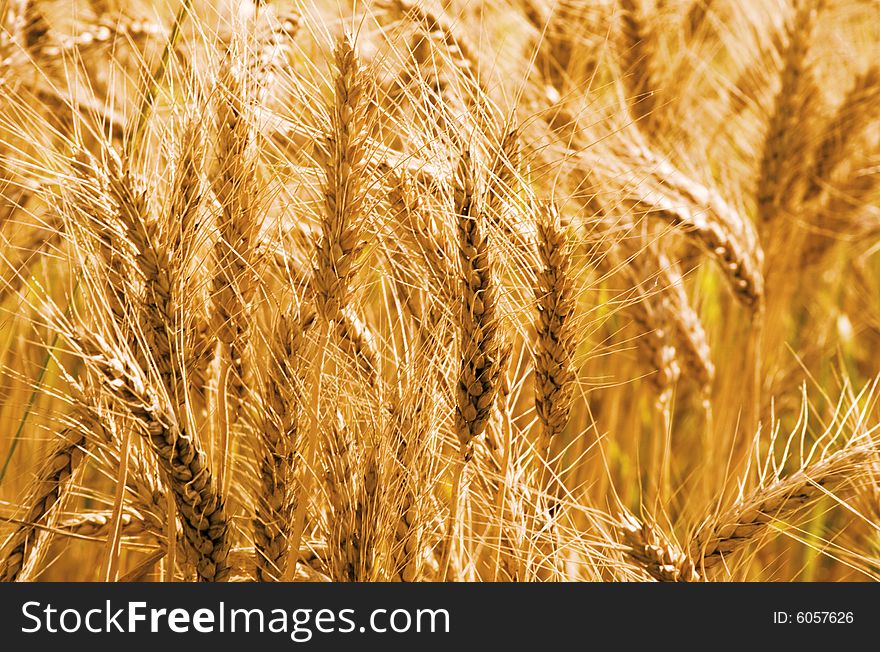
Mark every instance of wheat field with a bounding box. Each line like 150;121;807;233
0;0;878;582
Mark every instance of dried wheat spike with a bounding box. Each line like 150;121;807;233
77;332;230;582
619;513;700;582
253;308;312;581
757;0;820;227
619;0;657;123
167;115;206;264
389;419;425;582
166;116;211;399
454;150;502;461
533;201;577;464
53;148;218;578
386;363;438;581
622;144;765;308
325;412;365;581
313;34;374;323
0;426;87;581
104;152;180;405
67;150;135;325
210;59;260;418
690;445;873;573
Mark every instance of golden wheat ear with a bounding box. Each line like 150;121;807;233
285;31;377;582
618;0;658;125
618;512;700;582
251;308;313;581
757;0;821;229
312;33;375;324
690;443;875;576
453;148;502;462
0;425;88;581
57;324;232;581
209;56;261;439
532;200;577;492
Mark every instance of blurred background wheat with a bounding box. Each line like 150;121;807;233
0;0;879;582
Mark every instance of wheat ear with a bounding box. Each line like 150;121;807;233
0;426;87;581
627;145;765;308
287;33;373;581
533;201;577;488
74;330;230;581
454;149;502;461
312;34;373;323
324;412;369;581
69;145;230;580
757;0;820;227
253;309;312;581
210;59;260;431
439;148;503;580
690;444;873;573
619;512;699;582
